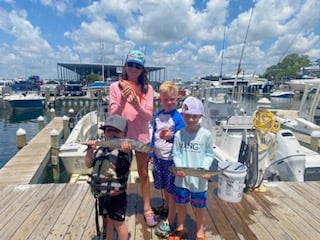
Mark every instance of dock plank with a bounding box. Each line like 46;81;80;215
1;182;320;239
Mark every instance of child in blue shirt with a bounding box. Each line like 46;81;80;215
150;81;185;237
170;96;214;240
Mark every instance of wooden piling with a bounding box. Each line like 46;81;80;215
310;131;320;152
16;128;27;149
62;115;70;142
37;115;45;131
50;129;60;183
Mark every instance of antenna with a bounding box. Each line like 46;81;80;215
219;26;227;82
100;42;105;82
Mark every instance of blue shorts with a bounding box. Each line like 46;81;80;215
174;187;207;208
153;157;176;194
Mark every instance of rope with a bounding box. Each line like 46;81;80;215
252;109;280;133
252;109;280;158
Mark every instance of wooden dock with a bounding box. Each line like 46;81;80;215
0;117;64;184
1;181;320;239
2;116;320;239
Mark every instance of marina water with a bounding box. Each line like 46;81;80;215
0;95;302;169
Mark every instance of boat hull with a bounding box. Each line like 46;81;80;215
270;92;294;98
7;99;45;109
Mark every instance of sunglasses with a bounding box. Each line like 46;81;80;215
127;62;143;70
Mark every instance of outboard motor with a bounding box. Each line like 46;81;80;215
264;129;305;182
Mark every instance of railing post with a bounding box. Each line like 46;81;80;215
68;108;75;131
50;129;60;183
62;115;70;142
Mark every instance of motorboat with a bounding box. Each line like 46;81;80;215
3;91;45;110
0;79;12;96
58;110;102;175
58;89;109;175
278;84;320;134
201;96;320;189
270;90;294;98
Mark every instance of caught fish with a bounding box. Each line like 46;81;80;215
169;165;230;178
84;138;151;153
118;79;146;102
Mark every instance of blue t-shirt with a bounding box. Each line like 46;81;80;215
173;127;214;192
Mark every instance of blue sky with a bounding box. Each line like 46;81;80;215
0;0;319;81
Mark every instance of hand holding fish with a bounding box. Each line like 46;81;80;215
86;139;97;150
173;169;211;180
83;138;151;153
85;139;133;153
159;128;172;141
121;86;139;107
169;165;230;179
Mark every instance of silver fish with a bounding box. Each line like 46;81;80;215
85;138;151;153
169;165;230;178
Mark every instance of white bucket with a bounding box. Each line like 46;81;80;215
217;161;247;203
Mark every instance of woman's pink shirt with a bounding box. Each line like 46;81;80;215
109;81;154;144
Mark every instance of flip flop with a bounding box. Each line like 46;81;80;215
144;209;158;227
167;229;187;240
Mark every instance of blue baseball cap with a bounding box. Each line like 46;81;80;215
126;50;145;67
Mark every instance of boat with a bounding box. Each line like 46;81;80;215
58;110;102;174
3;91;45;110
58;90;109;175
201;96;320;188
11;77;39;91
277;83;320;135
0;79;12;96
270;90;295;98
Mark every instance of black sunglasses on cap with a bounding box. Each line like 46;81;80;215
127;62;143;70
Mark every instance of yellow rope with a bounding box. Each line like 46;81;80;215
252;109;280;156
252;110;280;134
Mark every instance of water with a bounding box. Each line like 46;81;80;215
0;99;85;169
0;94;302;169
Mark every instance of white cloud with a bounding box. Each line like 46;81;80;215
0;0;319;80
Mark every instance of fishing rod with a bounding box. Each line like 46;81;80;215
232;5;254;98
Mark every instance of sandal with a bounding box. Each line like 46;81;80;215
152;205;168;217
144;209;158;227
196;237;206;240
167;229;186;240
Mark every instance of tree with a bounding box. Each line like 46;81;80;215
86;72;100;83
263;54;310;82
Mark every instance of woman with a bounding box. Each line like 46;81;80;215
108;50;158;227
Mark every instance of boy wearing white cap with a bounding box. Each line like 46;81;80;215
169;96;214;240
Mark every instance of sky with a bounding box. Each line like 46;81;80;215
0;0;319;81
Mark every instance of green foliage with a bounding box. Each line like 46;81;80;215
264;53;310;81
86;72;100;83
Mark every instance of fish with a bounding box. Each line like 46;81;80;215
83;138;151;153
118;79;146;102
169;165;231;178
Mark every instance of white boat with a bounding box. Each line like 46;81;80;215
58;110;103;174
278;83;320;135
58;90;109;175
201;97;320;188
270;90;295;98
3;91;45;109
0;79;12;96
